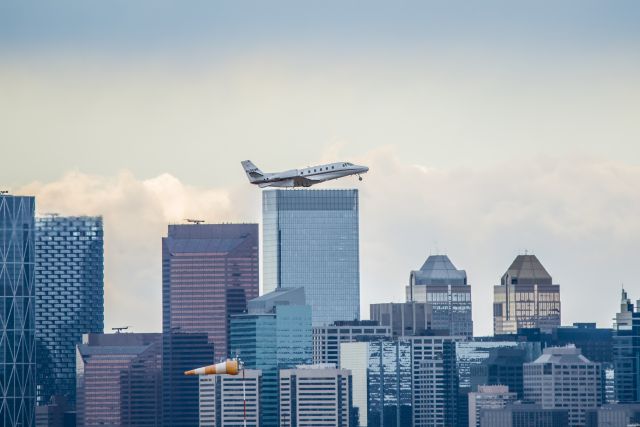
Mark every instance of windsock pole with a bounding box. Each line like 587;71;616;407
243;367;247;427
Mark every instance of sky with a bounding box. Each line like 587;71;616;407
2;1;640;335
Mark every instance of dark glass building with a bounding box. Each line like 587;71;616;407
35;215;104;406
0;194;36;427
161;332;213;427
340;339;412;427
552;323;613;364
613;288;640;403
370;302;432;337
263;189;360;326
77;333;162;427
162;223;259;360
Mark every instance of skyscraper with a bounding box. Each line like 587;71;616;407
263;189;360;326
35;215;104;406
340;339;412;427
229;287;312;427
0;194;36;427
613;288;640;403
370;302;432;337
524;346;602;427
162;223;259;360
493;254;561;335
468;386;516;427
406;255;473;337
76;333;161;427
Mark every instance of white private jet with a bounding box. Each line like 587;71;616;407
241;160;369;188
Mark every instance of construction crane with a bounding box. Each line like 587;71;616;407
112;326;130;333
185;219;205;224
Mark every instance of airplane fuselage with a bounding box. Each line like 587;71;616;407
242;160;368;188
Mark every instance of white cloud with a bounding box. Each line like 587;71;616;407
18;151;640;335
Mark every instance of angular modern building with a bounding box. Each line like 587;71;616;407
35;215;104;406
0;194;36;427
370;302;432;337
613;288;640;403
524;346;602;427
313;320;392;367
406;255;473;337
76;333;161;427
340;340;412;427
161;332;215;427
229;287;312;427
279;364;352;427
493;254;561;335
162;223;259;360
263;189;360;326
199;369;261;427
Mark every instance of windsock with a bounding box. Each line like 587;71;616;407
184;359;239;376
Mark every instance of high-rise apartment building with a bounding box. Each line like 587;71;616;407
493;254;560;335
199;370;261;427
263;189;360;326
313;320;391;367
613;288;640;403
524;345;602;427
408;336;460;427
35;215;104;406
340;340;412;427
76;333;161;427
229;287;312;427
406;255;473;337
370;302;432;337
468;386;516;427
0;194;36;427
279;364;352;427
162;223;259;360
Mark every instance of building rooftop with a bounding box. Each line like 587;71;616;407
530;345;593;365
411;255;467;286
247;287;306;313
501;254;552;285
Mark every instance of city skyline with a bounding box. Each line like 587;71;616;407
2;1;640;337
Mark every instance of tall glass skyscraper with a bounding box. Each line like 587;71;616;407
0;195;36;427
613;288;640;403
263;189;360;326
162;223;258;426
35;215;104;406
162;223;259;360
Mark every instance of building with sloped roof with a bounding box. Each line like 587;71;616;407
493;254;560;335
407;255;473;337
524;345;602;427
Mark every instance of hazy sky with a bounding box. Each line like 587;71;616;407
2;1;639;335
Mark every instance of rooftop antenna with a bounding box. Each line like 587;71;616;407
112;326;129;333
185;219;205;224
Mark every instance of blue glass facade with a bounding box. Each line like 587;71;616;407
0;195;36;427
35;215;104;406
229;289;312;427
263;189;360;326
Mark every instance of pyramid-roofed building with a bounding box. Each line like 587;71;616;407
501;254;552;285
411;254;467;286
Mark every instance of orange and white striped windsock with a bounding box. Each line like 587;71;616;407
184;359;240;376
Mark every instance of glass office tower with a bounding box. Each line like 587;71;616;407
229;287;312;427
35;215;104;406
0;195;36;427
263;189;360;326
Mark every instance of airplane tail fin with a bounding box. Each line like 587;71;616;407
241;160;264;183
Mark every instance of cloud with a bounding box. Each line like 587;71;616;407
18;152;640;335
19;170;257;332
